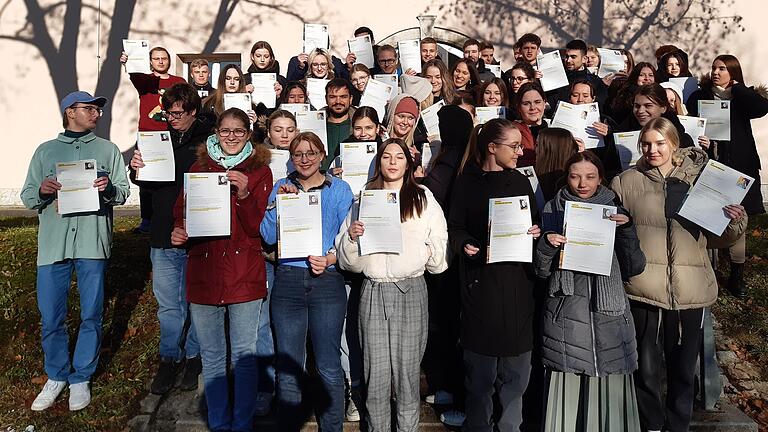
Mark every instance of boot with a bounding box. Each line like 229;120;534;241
728;262;748;299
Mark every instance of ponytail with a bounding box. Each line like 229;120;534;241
458;119;519;174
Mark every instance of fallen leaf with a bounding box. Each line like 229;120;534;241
31;375;47;385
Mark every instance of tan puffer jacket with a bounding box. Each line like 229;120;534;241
610;148;747;310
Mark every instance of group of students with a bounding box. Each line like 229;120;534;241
23;22;768;432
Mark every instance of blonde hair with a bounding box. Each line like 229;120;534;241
639;117;683;166
306;49;335;80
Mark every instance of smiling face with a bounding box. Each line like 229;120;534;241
641;129;674;171
353;117;378;141
350;70;369;92
393;112;416;138
251;48;272;70
665;89;678;109
224;68;241;93
637;66;655;85
569;83;594;105
380;143;407;182
421;42;437;63
483;83;502;107
519;89;545;125
666;56;680;77
564;49;585;71
425;66;443;95
453;62;470;88
633;94;666;126
217;116;249;156
711;59;732;87
489;128;524;169
268;117;297;149
310;55;329;78
567;160;601;199
291;139;324;178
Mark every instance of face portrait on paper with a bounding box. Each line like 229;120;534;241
602;208;614;219
161;133;169;141
721;101;729;109
519;199;528;210
84;162;94;170
697;119;705;128
736;176;751;189
523;168;533;178
218;175;228;185
308;194;319;205
387;192;398;204
367;144;375;154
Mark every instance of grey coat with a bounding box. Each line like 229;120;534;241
535;201;645;377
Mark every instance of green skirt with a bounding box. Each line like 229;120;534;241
543;371;641;432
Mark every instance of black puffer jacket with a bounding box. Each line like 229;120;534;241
534;187;645;376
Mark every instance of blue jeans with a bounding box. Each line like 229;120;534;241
37;259;106;384
191;300;263;432
272;265;346;431
256;261;276;394
150;247;199;360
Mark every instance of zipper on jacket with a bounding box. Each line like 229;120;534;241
663;179;676;309
587;277;599;377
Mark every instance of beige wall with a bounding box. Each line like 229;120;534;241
1;0;766;205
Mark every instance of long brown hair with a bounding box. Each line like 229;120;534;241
423;59;458;103
535;128;579;175
249;41;277;71
202;64;248;114
477;78;509;107
459;118;521;174
366;138;426;221
713;54;745;84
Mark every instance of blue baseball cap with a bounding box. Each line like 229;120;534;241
60;91;108;114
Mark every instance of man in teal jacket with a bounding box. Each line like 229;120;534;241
20;91;130;412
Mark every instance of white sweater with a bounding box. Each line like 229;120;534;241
335;187;449;282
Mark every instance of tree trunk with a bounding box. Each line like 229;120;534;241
587;0;605;46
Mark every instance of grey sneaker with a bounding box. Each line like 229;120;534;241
68;382;91;411
346;395;360;422
31;379;66;411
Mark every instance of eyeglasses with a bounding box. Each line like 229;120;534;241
291;150;321;161
494;142;523;152
511;76;528;83
72;106;103;116
218;128;248;138
310;62;328;68
378;58;397;65
163;110;187;119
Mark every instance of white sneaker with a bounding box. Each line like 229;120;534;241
68;382;91;411
31;380;67;411
425;390;454;405
440;410;466;427
346;396;361;422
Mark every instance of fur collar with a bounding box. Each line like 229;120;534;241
195;142;271;171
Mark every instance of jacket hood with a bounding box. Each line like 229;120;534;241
247;59;281;75
437;105;473;149
195;140;271;171
658;48;689;70
637;146;708;183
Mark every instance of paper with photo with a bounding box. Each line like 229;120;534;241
487;196;533;263
277;192;323;258
279;103;310;116
136;132;175;182
515;166;546;211
250;73;277;109
551;101;589;140
476;106;506;125
306;77;330;109
55;159;100;215
614;131;642;170
359;78;393;122
488;64;502;78
340;142;377;194
596;48;625;78
560;201;617;276
373;74;399;100
536;51;569;91
295;110;328;153
184;173;231;237
398;39;422;74
678;115;707;148
358;190;403;255
421;100;445;139
669;77;699;103
122;40;151;74
303;23;330;53
678;160;753;235
268;149;293;184
348;35;375;68
698;100;731;140
223;93;252;113
421;140;441;174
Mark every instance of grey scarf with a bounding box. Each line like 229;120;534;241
548;186;626;316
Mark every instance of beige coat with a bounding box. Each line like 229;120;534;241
610;148;747;310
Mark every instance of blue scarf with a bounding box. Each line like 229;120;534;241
206;134;253;169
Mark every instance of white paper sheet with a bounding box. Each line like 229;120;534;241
295;110;328;153
678;160;753;235
250;73;277;109
268;149;293;184
223;93;253;113
340;142;377;194
476;106;506;125
373;74;399;100
551;101;589;140
306;77;330;109
122;39;150;74
669;77;699;103
303;23;330;53
678;115;707;148
488;64;502;78
613;131;642;170
487;196;533;263
515;166;546;212
348;35;375;68
278;103;310;116
536;51;569;91
358;190;403;255
56;159;100;215
184;173;231;237
596;48;625;78
579;102;604;149
421;100;445;139
422;140;441;174
560;201;617;276
398;39;422;74
136;131;175;182
698;100;731;141
359;78;393;122
277;192;323;258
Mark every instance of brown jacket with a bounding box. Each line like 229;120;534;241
610;148;747;310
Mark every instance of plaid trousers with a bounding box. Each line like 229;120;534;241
359;276;428;432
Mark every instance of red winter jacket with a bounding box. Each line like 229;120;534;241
173;144;273;305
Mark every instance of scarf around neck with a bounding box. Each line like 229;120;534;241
712;85;732;101
547;185;626;316
206;134;253;169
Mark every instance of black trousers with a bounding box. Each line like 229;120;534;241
631;301;704;432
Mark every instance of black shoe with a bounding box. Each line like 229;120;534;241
728;262;748;299
179;355;202;391
150;359;179;395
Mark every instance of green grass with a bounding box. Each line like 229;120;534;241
0;216;158;432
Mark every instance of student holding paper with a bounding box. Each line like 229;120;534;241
477;78;509;109
244;41;287;116
22;91;130;412
503;62;537;99
660;82;688;115
342;106;383;147
656;48;692;83
287;48;349;82
384;95;426;165
336;138;449;432
170;108;272;431
615;84;696;149
610;118;746;432
278;81;309;106
259;131;354;431
202;65;258;123
535;150;645;432
423;59;458;105
350;64;371;105
449;119;541;432
513;82;548;166
451;59;480;91
607;62;656;124
686;54;768;298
